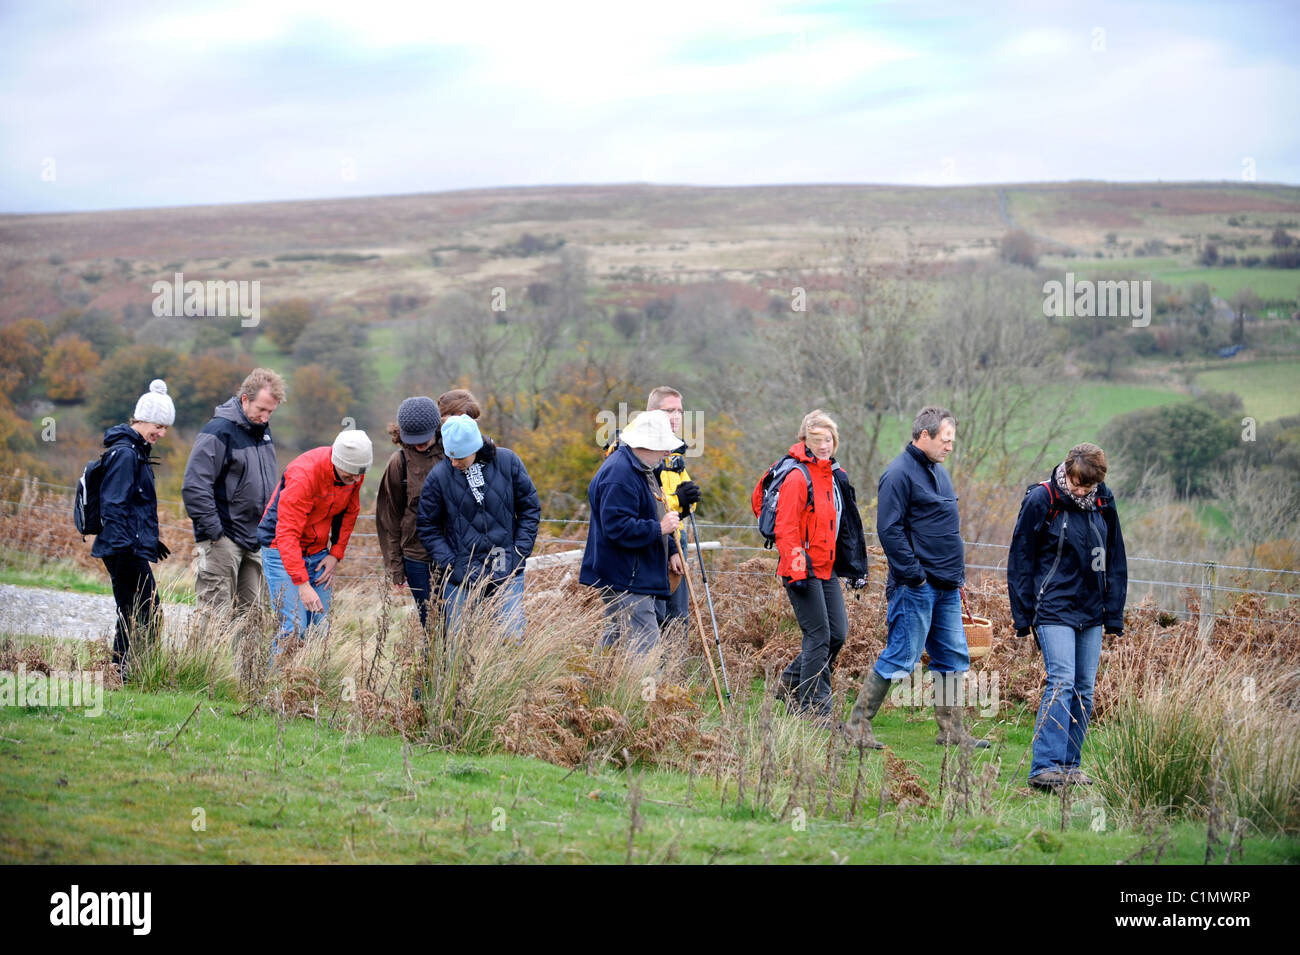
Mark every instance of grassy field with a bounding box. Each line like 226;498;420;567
1192;359;1300;421
1051;257;1300;303
4;687;1295;864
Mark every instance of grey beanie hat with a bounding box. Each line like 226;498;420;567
397;396;441;445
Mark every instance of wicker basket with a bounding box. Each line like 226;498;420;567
963;607;993;660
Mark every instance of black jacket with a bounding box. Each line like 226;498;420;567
831;466;870;582
415;440;541;586
182;396;278;551
877;443;964;590
1007;478;1128;634
91;424;161;561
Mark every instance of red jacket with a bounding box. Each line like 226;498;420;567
257;446;363;585
774;442;838;581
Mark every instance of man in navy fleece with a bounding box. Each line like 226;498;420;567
846;406;988;750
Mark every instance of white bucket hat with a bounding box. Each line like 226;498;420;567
620;409;681;452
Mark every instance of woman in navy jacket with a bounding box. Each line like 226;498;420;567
416;415;540;639
92;379;175;675
1007;442;1127;790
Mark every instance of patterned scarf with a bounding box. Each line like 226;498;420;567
1053;462;1099;511
465;462;486;505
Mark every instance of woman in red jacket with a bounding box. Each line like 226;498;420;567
775;410;846;720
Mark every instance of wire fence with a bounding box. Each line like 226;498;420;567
3;474;1297;631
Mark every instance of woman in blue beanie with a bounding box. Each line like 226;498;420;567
416;415;541;639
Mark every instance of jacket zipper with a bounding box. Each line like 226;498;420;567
1034;512;1068;625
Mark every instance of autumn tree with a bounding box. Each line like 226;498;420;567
43;333;99;402
293;313;373;403
265;299;314;351
86;344;181;430
49;308;127;359
171;352;250;427
1000;229;1039;268
289;363;353;447
0;318;50;398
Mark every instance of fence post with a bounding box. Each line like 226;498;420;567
1198;560;1216;643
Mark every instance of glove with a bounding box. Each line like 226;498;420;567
675;481;701;513
157;541;171;561
1104;627;1123;637
1016;626;1032;638
784;576;809;594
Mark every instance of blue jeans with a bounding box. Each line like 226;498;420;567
263;547;333;656
444;573;526;641
1030;624;1104;778
874;581;969;680
404;557;436;630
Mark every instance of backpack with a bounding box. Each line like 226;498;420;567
74;448;116;538
751;455;814;549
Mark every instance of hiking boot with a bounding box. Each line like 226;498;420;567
933;706;991;748
844;670;891;750
775;672;799;707
1066;768;1094;786
1030;770;1067;791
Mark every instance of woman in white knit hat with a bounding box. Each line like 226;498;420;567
91;379;175;677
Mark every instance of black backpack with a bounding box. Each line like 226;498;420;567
74;449;116;538
751;455;814;549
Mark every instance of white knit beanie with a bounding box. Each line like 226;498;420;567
332;429;373;474
133;379;175;426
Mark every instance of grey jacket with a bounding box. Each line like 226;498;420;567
182;397;278;551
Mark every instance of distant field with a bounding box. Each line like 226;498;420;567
1052;257;1300;302
1193;359;1300;421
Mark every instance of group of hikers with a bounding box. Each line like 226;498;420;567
87;370;1127;790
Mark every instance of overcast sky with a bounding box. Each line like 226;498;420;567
2;0;1297;213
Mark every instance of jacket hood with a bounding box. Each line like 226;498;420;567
788;441;834;469
213;396;244;424
214;395;269;436
103;423;144;450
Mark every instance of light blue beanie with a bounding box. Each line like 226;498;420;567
441;414;484;459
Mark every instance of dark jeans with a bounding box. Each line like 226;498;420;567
102;553;158;669
404;557;436;630
781;576;848;715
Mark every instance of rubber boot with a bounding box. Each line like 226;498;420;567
933;672;990;748
844;670;891;749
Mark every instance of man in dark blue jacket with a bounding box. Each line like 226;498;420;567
580;409;683;654
847;406;988;750
182;368;283;622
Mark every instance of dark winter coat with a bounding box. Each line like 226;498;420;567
832;465;870;582
877;443;965;590
1007;478;1128;634
580;443;671;597
91;424;161;561
375;444;443;582
182;396;278;551
416;440;541;586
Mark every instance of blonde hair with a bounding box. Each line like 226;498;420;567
798;409;839;454
240;367;287;404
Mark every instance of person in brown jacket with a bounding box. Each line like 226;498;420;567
375;390;481;627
